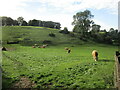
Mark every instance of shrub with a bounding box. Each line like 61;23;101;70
49;32;55;37
69;32;75;37
43;40;52;44
59;27;69;34
7;41;19;44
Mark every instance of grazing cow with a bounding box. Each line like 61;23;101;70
2;47;7;51
92;50;98;61
34;44;38;46
45;44;48;46
32;46;36;48
40;46;46;48
65;47;69;50
43;45;47;47
68;49;71;53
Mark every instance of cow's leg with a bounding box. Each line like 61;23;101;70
96;57;98;61
93;56;96;61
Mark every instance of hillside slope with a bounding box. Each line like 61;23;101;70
2;26;84;45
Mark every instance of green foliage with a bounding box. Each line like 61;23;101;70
17;17;24;26
91;24;101;34
1;16;61;29
1;16;14;26
72;10;94;35
42;40;52;44
69;32;75;37
49;32;55;37
59;27;69;34
27;20;61;29
28;19;39;26
90;29;119;45
22;20;28;26
71;10;119;45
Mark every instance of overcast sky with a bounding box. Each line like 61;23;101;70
0;0;119;31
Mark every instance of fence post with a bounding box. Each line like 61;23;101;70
115;51;120;89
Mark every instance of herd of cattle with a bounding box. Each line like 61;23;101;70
32;44;99;61
32;44;48;48
1;44;99;61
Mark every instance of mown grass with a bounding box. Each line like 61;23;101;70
2;44;117;89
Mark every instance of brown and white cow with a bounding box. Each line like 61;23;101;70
92;50;98;61
64;47;69;50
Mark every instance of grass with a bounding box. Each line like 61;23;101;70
2;26;118;89
2;26;83;45
2;44;117;89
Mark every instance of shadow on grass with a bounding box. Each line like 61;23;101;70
2;74;14;89
98;59;115;62
2;70;18;90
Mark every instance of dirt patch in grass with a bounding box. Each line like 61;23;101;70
7;47;17;51
11;77;36;88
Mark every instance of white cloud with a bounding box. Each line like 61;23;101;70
0;0;29;19
36;0;119;14
0;0;118;31
32;13;74;31
1;0;118;15
93;19;117;31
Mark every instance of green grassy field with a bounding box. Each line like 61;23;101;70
2;44;117;89
2;26;118;89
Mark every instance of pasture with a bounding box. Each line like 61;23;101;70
2;43;117;89
2;26;83;45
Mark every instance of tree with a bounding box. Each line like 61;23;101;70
38;20;43;26
109;28;114;32
101;29;107;33
90;24;101;37
108;28;116;39
13;20;19;26
44;21;55;28
108;28;119;45
54;22;61;29
17;17;24;26
28;19;39;26
40;21;61;29
72;10;94;36
22;20;28;26
63;27;69;34
91;24;101;33
2;16;14;26
59;27;69;34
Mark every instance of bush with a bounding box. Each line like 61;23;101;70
69;32;75;37
43;40;52;44
7;41;19;44
49;32;55;37
59;27;69;34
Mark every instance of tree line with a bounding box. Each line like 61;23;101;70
1;16;61;29
71;10;120;45
1;10;120;45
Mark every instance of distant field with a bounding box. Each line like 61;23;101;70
2;44;117;89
